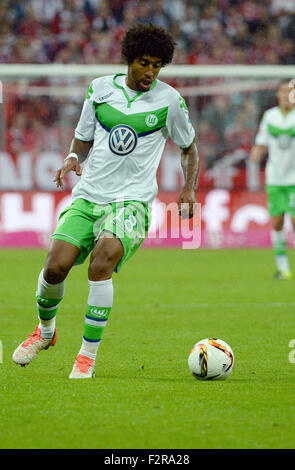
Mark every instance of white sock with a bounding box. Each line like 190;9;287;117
38;317;56;340
270;230;289;272
79;338;99;360
87;278;113;307
37;268;66;299
275;254;290;273
79;279;114;360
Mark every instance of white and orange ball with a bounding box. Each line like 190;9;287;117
188;338;234;381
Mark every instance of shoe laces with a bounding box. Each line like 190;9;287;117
22;326;44;347
74;354;94;373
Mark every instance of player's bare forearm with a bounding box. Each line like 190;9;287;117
178;141;199;218
181;141;199;190
53;138;94;189
249;145;268;163
69;138;94;164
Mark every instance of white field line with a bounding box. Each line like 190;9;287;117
1;301;295;311
140;301;295;309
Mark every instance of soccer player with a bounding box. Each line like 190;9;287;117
249;79;295;280
13;24;199;378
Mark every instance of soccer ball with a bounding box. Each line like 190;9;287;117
188;338;234;381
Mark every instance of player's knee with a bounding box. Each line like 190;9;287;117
43;239;79;284
44;259;70;284
88;262;112;280
89;239;123;279
88;254;116;279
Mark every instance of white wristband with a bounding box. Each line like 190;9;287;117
64;152;79;163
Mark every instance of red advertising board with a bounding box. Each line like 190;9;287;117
1;190;294;249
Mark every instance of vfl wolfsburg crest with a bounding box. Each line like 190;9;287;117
87;306;110;319
278;133;291;150
109;124;138;155
268;124;295;150
145;114;158;127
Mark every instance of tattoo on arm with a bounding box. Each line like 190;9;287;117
181;142;199;190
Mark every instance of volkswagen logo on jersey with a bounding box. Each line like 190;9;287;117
109;124;138;156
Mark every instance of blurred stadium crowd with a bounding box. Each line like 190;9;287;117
1;0;295;65
1;0;295;189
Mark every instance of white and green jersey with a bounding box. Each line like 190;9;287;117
73;74;195;203
255;106;295;186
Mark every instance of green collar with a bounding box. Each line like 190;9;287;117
112;73;157;108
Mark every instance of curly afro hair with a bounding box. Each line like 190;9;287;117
121;23;176;67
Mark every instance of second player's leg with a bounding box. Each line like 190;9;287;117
272;214;284;231
271;214;292;279
290;216;295;232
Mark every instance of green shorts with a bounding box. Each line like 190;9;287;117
52;198;150;272
266;185;295;217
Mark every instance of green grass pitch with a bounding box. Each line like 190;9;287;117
1;247;295;449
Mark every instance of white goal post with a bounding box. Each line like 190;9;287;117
0;64;295;78
1;64;294;101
